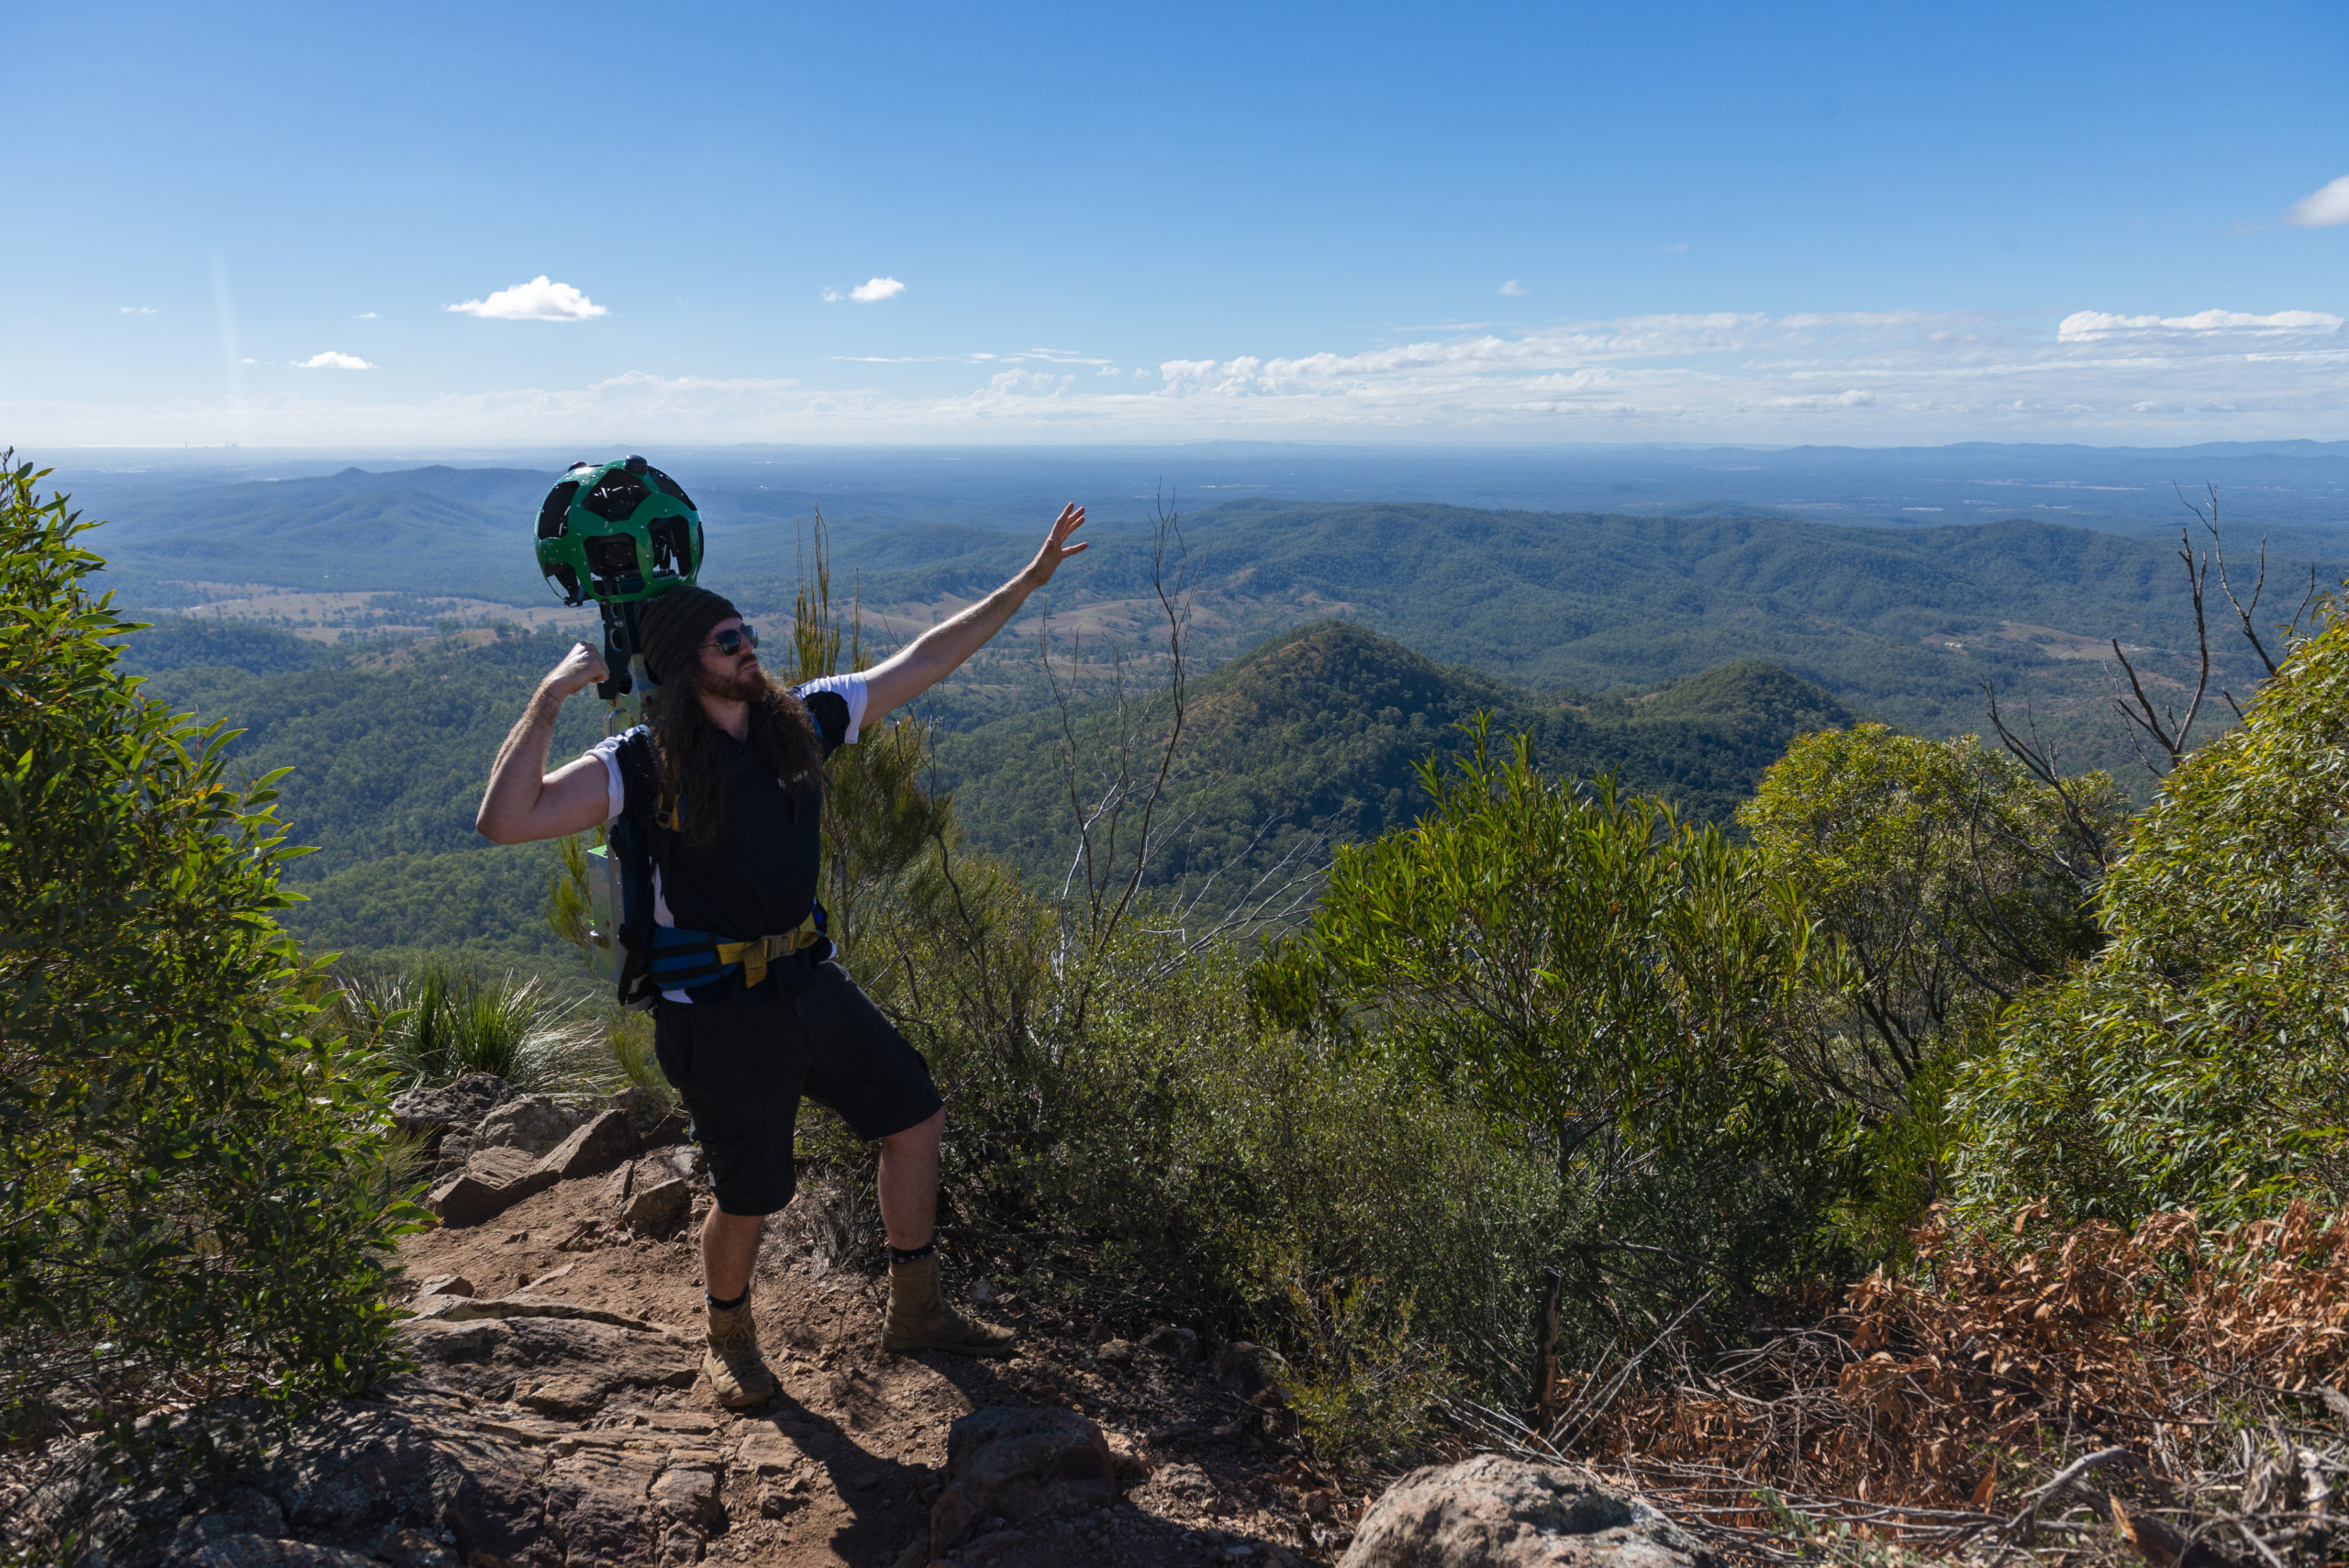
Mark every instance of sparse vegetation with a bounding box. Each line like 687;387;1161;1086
16;462;2349;1567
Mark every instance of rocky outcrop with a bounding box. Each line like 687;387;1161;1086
473;1095;581;1157
1341;1455;1714;1568
389;1074;508;1140
21;1298;718;1568
538;1110;636;1183
909;1406;1119;1564
426;1099;677;1228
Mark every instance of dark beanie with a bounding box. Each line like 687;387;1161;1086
637;584;738;686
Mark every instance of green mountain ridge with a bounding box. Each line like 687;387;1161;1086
937;619;1855;921
120;617;1853;964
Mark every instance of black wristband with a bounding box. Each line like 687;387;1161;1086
888;1240;937;1266
706;1286;748;1312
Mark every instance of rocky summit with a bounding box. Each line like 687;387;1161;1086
13;1076;1720;1567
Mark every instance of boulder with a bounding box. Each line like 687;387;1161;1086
607;1085;677;1144
426;1146;555;1227
473;1095;580;1157
1216;1340;1274;1397
1341;1455;1713;1568
389;1073;508;1140
415;1274;473;1299
1141;1324;1199;1363
533;1108;637;1183
925;1406;1117;1559
623;1176;691;1237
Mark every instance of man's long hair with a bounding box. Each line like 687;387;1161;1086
646;668;824;846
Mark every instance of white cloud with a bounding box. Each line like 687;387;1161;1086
2283;175;2349;228
119;306;157;315
23;302;2349;445
356;311;377;319
1497;280;1528;297
445;275;607;320
847;276;906;303
295;350;375;370
1660;242;1689;253
2057;307;2344;341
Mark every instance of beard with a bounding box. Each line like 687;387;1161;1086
694;657;768;704
647;661;825;846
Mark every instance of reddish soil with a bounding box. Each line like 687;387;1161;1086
397;1172;1354;1567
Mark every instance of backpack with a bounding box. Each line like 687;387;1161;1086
599;728;829;1009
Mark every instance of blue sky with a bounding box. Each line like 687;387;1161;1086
8;0;2348;447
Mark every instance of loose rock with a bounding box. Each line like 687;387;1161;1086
535;1107;637;1182
474;1094;580;1156
607;1084;675;1144
1142;1325;1200;1363
1341;1455;1714;1568
425;1146;555;1227
389;1073;508;1140
623;1176;691;1237
926;1406;1117;1559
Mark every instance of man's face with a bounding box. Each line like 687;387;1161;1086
691;616;764;699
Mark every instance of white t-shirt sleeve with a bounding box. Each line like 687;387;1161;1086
794;673;871;745
585;734;627;826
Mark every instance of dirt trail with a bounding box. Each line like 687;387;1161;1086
395;1170;1350;1567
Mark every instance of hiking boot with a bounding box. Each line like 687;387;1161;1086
703;1295;778;1408
883;1254;1018;1357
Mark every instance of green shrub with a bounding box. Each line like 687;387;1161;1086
1953;599;2349;1228
1739;724;2122;1257
0;457;419;1452
328;958;602;1092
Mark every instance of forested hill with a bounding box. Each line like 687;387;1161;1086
86;463;2334;770
884;498;2299;754
120;616;1848;964
935;619;1854;921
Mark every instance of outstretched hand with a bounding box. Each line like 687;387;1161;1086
1019;504;1089;590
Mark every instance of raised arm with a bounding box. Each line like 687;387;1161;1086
861;503;1088;725
476;640;622;845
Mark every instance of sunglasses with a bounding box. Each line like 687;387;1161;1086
702;624;759;657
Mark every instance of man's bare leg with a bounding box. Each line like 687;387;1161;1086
876;1109;1016;1356
703;1207;764;1300
700;1207;775;1407
877;1108;944;1250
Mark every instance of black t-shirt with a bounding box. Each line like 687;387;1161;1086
589;677;865;991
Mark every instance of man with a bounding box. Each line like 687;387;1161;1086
475;499;1088;1407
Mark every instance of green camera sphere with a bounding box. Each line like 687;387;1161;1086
534;455;705;606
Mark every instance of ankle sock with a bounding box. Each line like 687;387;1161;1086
706;1286;748;1312
888;1240;937;1266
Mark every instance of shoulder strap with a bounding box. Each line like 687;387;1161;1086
612;728;672;830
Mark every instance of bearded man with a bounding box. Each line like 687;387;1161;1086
475;501;1087;1407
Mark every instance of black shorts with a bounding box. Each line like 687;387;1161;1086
651;961;943;1217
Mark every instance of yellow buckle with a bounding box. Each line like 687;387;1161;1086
714;915;821;987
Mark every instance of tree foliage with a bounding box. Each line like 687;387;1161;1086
1952;598;2349;1228
1253;721;1857;1366
1740;725;2123;1248
0;457;417;1451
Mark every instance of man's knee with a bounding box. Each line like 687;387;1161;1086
881;1107;944;1154
706;1207;764;1240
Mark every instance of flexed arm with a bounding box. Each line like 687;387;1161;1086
860;503;1088;725
476;640;623;844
